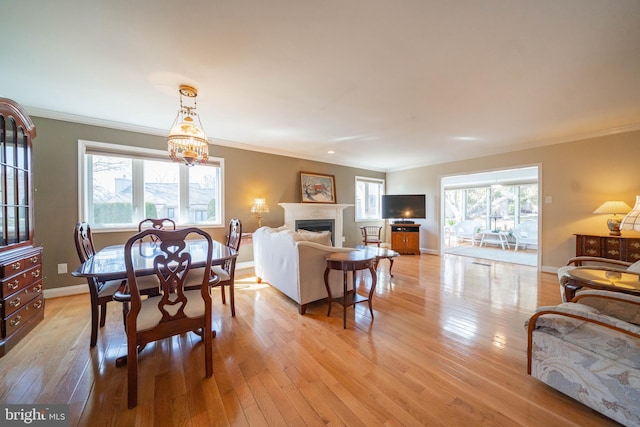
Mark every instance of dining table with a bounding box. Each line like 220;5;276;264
72;239;237;282
72;238;236;367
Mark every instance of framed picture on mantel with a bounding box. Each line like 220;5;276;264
300;172;336;204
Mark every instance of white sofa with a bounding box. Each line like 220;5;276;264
253;226;356;314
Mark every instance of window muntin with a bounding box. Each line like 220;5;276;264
80;140;223;229
355;176;385;221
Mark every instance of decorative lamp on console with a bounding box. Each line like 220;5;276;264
167;84;209;166
620;195;640;232
593;200;632;236
251;198;270;228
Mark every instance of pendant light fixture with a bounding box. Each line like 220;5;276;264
167;84;209;166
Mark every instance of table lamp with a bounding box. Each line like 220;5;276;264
593;200;632;236
251;198;269;228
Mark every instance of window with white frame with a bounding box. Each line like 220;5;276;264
79;140;223;229
355;176;385;221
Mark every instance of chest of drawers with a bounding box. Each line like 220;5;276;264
575;234;640;263
0;246;44;357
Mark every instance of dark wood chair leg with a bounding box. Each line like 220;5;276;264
90;300;99;347
220;284;226;304
99;302;107;327
230;283;235;316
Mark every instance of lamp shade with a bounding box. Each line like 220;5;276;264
593;200;632;236
251;198;270;214
620;195;640;231
592;201;632;215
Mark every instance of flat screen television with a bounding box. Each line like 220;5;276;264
381;194;426;222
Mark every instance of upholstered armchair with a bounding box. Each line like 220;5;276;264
526;290;640;426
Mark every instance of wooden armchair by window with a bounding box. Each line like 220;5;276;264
73;222;158;347
115;227;219;408
360;226;382;247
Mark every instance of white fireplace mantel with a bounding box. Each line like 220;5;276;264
279;203;353;247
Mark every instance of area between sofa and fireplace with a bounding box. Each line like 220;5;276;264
295;219;335;245
279;203;353;248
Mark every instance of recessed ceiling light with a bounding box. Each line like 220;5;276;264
328;150;335;154
454;136;479;141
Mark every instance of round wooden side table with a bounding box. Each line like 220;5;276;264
323;251;377;329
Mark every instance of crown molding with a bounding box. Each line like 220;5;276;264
25;106;640;174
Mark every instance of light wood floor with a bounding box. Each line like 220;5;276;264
0;254;619;426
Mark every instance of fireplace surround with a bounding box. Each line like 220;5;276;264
279;203;353;248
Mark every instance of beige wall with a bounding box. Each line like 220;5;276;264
31;117;384;290
386;130;640;271
32;115;640;289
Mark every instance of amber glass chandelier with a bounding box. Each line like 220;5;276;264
167;85;209;166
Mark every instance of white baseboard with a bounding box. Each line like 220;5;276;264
44;284;88;299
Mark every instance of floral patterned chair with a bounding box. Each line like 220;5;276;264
526;290;640;426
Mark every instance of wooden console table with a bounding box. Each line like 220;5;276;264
575;233;640;263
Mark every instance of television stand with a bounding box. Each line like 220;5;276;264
390;223;420;254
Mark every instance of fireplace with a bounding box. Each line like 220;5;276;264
295;219;335;245
279;203;353;247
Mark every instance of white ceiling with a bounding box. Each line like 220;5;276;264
2;1;639;172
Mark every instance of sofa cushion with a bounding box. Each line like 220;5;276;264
295;229;332;246
531;303;640;370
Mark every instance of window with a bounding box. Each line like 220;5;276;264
355;176;385;221
79;140;223;229
444;183;538;231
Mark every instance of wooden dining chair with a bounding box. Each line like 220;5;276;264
73;222;158;347
360;226;382;247
74;222;125;347
116;227;218;408
213;218;242;316
138;218;176;242
184;219;242;316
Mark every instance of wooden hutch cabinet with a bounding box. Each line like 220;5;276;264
575;233;640;263
0;98;44;357
390;223;421;255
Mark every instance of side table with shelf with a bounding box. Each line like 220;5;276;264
323;251;377;329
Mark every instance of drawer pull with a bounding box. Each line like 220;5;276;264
34;284;42;293
33;300;43;309
32;269;40;278
10;315;22;327
9;297;21;308
30;256;39;264
12;262;21;270
8;280;19;290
